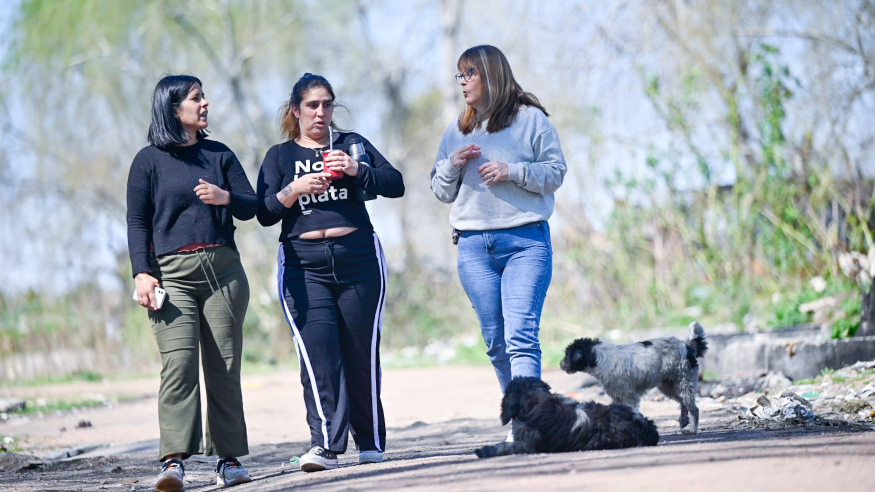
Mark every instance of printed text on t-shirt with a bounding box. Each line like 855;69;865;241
294;159;349;213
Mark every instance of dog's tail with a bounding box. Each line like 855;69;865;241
687;321;708;359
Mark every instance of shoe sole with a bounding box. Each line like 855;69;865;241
300;460;338;472
155;476;184;492
217;475;252;487
359;452;383;464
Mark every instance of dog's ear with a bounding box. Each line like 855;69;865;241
500;377;551;425
571;346;585;365
561;338;599;372
500;381;525;425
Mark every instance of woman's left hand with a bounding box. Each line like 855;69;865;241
195;179;231;205
478;161;509;186
323;150;359;177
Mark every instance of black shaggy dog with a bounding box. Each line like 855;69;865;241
474;377;659;458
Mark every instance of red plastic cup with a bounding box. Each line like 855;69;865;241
323;150;343;180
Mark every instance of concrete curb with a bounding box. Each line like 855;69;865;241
703;329;875;380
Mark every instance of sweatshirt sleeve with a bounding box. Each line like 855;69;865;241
355;139;405;198
256;145;290;227
223;151;257;220
126;152;154;277
505;127;567;195
430;128;463;203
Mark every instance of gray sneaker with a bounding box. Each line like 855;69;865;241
359;450;383;464
216;457;252;487
299;446;338;472
155;457;185;492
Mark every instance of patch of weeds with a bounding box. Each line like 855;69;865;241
451;341;490;365
1;436;26;454
833;400;871;414
770;291;813;328
793;377;817;386
0;371;105;389
768;278;858;333
855;369;875;380
701;369;720;383
11;396;109;416
542;343;571;369
830;295;861;338
667;313;698;327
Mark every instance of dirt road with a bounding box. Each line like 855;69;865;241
1;366;874;491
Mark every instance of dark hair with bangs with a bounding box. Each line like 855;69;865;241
279;73;347;141
457;45;548;135
147;75;208;148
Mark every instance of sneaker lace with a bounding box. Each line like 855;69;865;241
216;457;243;473
308;445;338;459
162;457;184;473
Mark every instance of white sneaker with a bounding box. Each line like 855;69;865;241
505;429;514;442
359;450;383;464
216;457;252;487
299;446;338;472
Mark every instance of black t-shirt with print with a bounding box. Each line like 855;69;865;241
256;132;404;241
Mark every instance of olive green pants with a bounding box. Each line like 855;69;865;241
148;246;250;461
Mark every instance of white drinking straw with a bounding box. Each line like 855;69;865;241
328;126;334;151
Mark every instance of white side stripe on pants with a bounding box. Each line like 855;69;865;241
277;246;330;449
371;233;388;451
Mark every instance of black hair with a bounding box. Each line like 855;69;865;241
147;75;208;148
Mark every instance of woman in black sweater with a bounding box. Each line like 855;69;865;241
127;75;255;491
257;73;404;471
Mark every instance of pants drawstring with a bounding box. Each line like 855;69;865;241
324;241;340;284
196;249;236;321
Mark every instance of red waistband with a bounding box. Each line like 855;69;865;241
172;243;222;253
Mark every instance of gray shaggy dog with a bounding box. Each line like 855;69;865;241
559;321;708;434
474;377;659;458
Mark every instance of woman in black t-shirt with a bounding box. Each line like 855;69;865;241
127;75;255;490
256;73;404;471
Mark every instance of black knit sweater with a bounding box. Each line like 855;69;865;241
126;139;257;277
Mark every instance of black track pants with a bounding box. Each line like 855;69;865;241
277;228;387;453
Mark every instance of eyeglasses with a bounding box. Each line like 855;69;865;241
455;68;477;84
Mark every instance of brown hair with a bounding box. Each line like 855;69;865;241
457;45;548;135
279;73;346;141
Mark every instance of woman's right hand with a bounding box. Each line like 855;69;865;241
276;173;333;208
135;273;161;310
450;144;481;169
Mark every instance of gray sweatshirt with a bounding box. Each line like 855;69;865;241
430;105;567;231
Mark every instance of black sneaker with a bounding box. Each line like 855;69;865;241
155;457;185;492
299;446;338;472
216;457;252;487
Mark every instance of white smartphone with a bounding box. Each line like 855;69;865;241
133;287;167;310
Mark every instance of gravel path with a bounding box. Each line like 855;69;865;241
1;366;874;491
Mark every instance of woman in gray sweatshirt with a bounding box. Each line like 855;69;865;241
430;45;567;425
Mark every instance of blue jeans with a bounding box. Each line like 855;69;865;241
456;222;553;393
